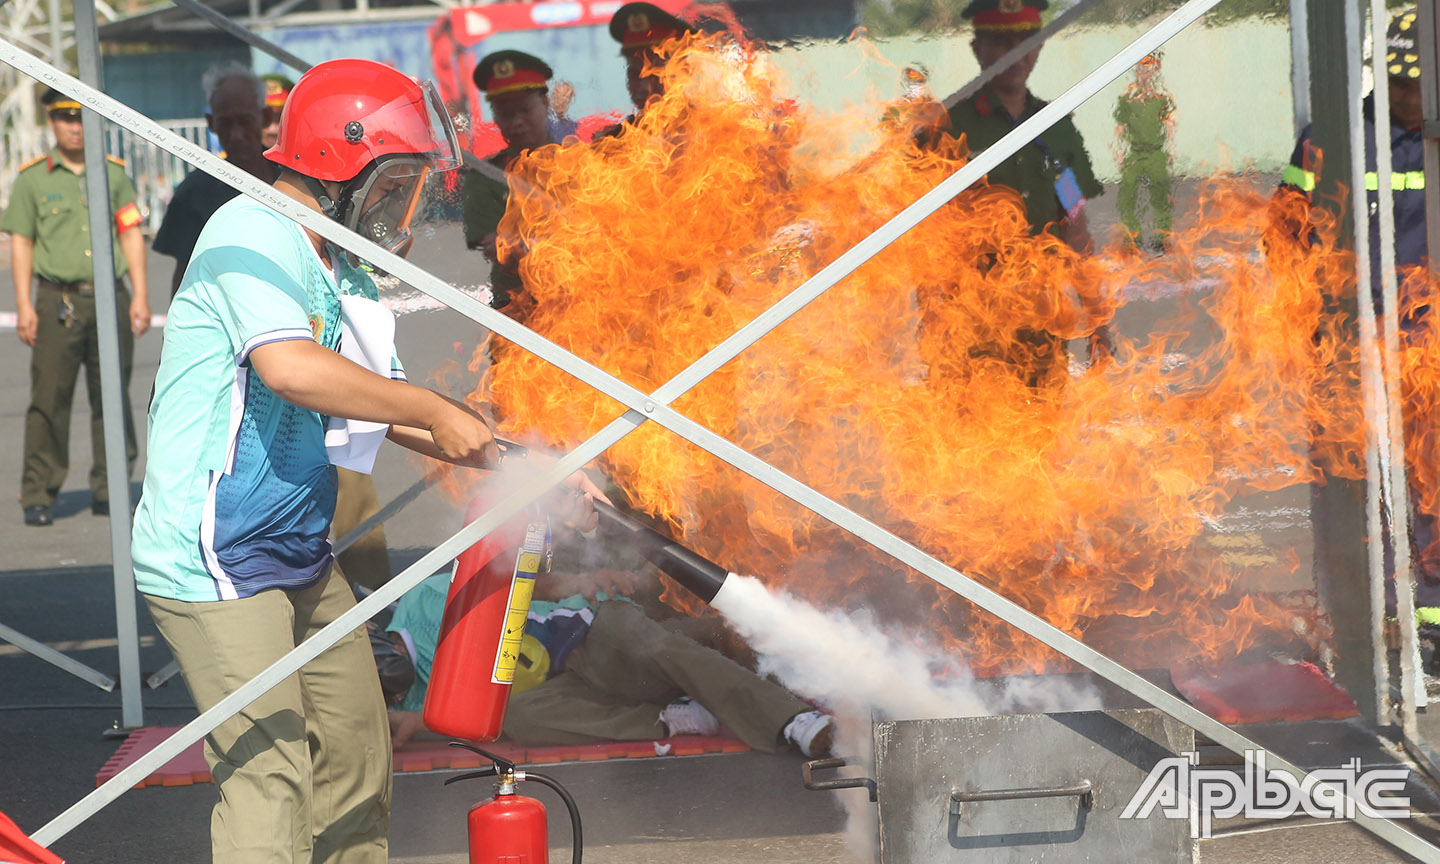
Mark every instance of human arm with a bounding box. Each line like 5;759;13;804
247;338;498;468
10;234;36;346
4;174;38;346
119;225;150;336
388;710;428;748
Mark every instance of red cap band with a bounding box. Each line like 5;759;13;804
973;7;1042;30
486;67;549;97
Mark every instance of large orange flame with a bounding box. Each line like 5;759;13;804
453;34;1413;674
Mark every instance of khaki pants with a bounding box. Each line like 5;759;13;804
504;600;809;753
332;468;391;591
146;563;391;864
21;285;136;508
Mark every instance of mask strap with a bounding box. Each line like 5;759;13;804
302;175;343;223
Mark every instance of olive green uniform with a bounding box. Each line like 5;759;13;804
1113;92;1174;248
461;148;524;310
945;88;1103;234
1;151;139;509
943;89;1103;388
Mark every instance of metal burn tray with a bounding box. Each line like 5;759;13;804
872;708;1197;863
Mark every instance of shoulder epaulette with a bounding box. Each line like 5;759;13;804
16;154;47;172
106;154;127;168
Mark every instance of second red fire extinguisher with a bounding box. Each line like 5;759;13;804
445;743;584;864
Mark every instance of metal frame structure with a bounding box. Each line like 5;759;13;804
5;0;1440;859
0;0;129;707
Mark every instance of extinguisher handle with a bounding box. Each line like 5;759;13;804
447;741;516;775
442;768;497;786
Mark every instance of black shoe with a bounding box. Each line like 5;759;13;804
23;505;53;526
92;501;109;517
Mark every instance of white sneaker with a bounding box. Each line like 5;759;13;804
784;710;835;758
660;697;721;737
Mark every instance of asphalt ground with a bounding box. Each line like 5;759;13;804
3;184;1440;862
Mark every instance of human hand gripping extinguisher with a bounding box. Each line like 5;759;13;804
445;742;583;864
423;472;551;741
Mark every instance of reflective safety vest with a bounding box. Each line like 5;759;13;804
1281;94;1428;276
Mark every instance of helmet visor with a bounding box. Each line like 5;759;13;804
349;158;431;257
418;80;463;174
353;79;463;179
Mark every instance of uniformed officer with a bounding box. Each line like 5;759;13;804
1280;9;1426;292
259;72;294;151
925;0;1110;386
461;49;565;310
3;87;150;526
1113;53;1175;253
594;2;698;140
944;0;1103;252
1278;10;1440;627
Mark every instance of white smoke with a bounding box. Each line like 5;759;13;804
711;573;1104;862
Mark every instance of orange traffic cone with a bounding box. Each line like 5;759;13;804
0;810;62;864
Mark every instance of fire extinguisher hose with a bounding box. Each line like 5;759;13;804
522;771;583;864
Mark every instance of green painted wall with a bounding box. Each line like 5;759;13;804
768;19;1296;182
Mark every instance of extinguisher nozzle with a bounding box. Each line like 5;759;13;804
593;501;729;603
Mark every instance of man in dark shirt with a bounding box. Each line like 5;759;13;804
153;64;276;295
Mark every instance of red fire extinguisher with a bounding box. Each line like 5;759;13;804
424;481;552;742
445;743;583;864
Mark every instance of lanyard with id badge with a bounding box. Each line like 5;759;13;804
1000;100;1086;221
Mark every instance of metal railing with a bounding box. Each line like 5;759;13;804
104;118;209;233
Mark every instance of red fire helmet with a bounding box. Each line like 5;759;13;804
265;58;462;182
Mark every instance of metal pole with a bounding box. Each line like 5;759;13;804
44;0;59;64
1342;0;1396;723
168;0;311;72
12;1;1440;856
1291;0;1312;132
1371;0;1425;734
73;0;142;731
0;622;116;691
940;0;1107;111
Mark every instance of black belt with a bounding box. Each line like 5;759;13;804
37;277;126;295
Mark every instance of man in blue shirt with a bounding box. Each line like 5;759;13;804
132;59;503;864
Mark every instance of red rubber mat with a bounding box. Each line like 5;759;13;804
1171;660;1359;724
97;727;750;788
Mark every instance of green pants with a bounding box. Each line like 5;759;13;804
1118;150;1173;247
145;563;392;864
503;600;811;752
21;284;136;508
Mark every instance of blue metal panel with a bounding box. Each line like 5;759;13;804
103;47;252;119
251;18;438;81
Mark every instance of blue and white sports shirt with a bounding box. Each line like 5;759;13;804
133;196;403;602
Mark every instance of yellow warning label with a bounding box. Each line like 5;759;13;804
491;575;535;684
517;551;542;573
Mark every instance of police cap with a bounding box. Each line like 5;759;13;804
260;73;295;110
609;2;694;54
473;50;553;99
1387;8;1422;80
962;0;1048;32
41;87;83;118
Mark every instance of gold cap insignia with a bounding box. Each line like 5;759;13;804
628;11;650;32
494;59;515;78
